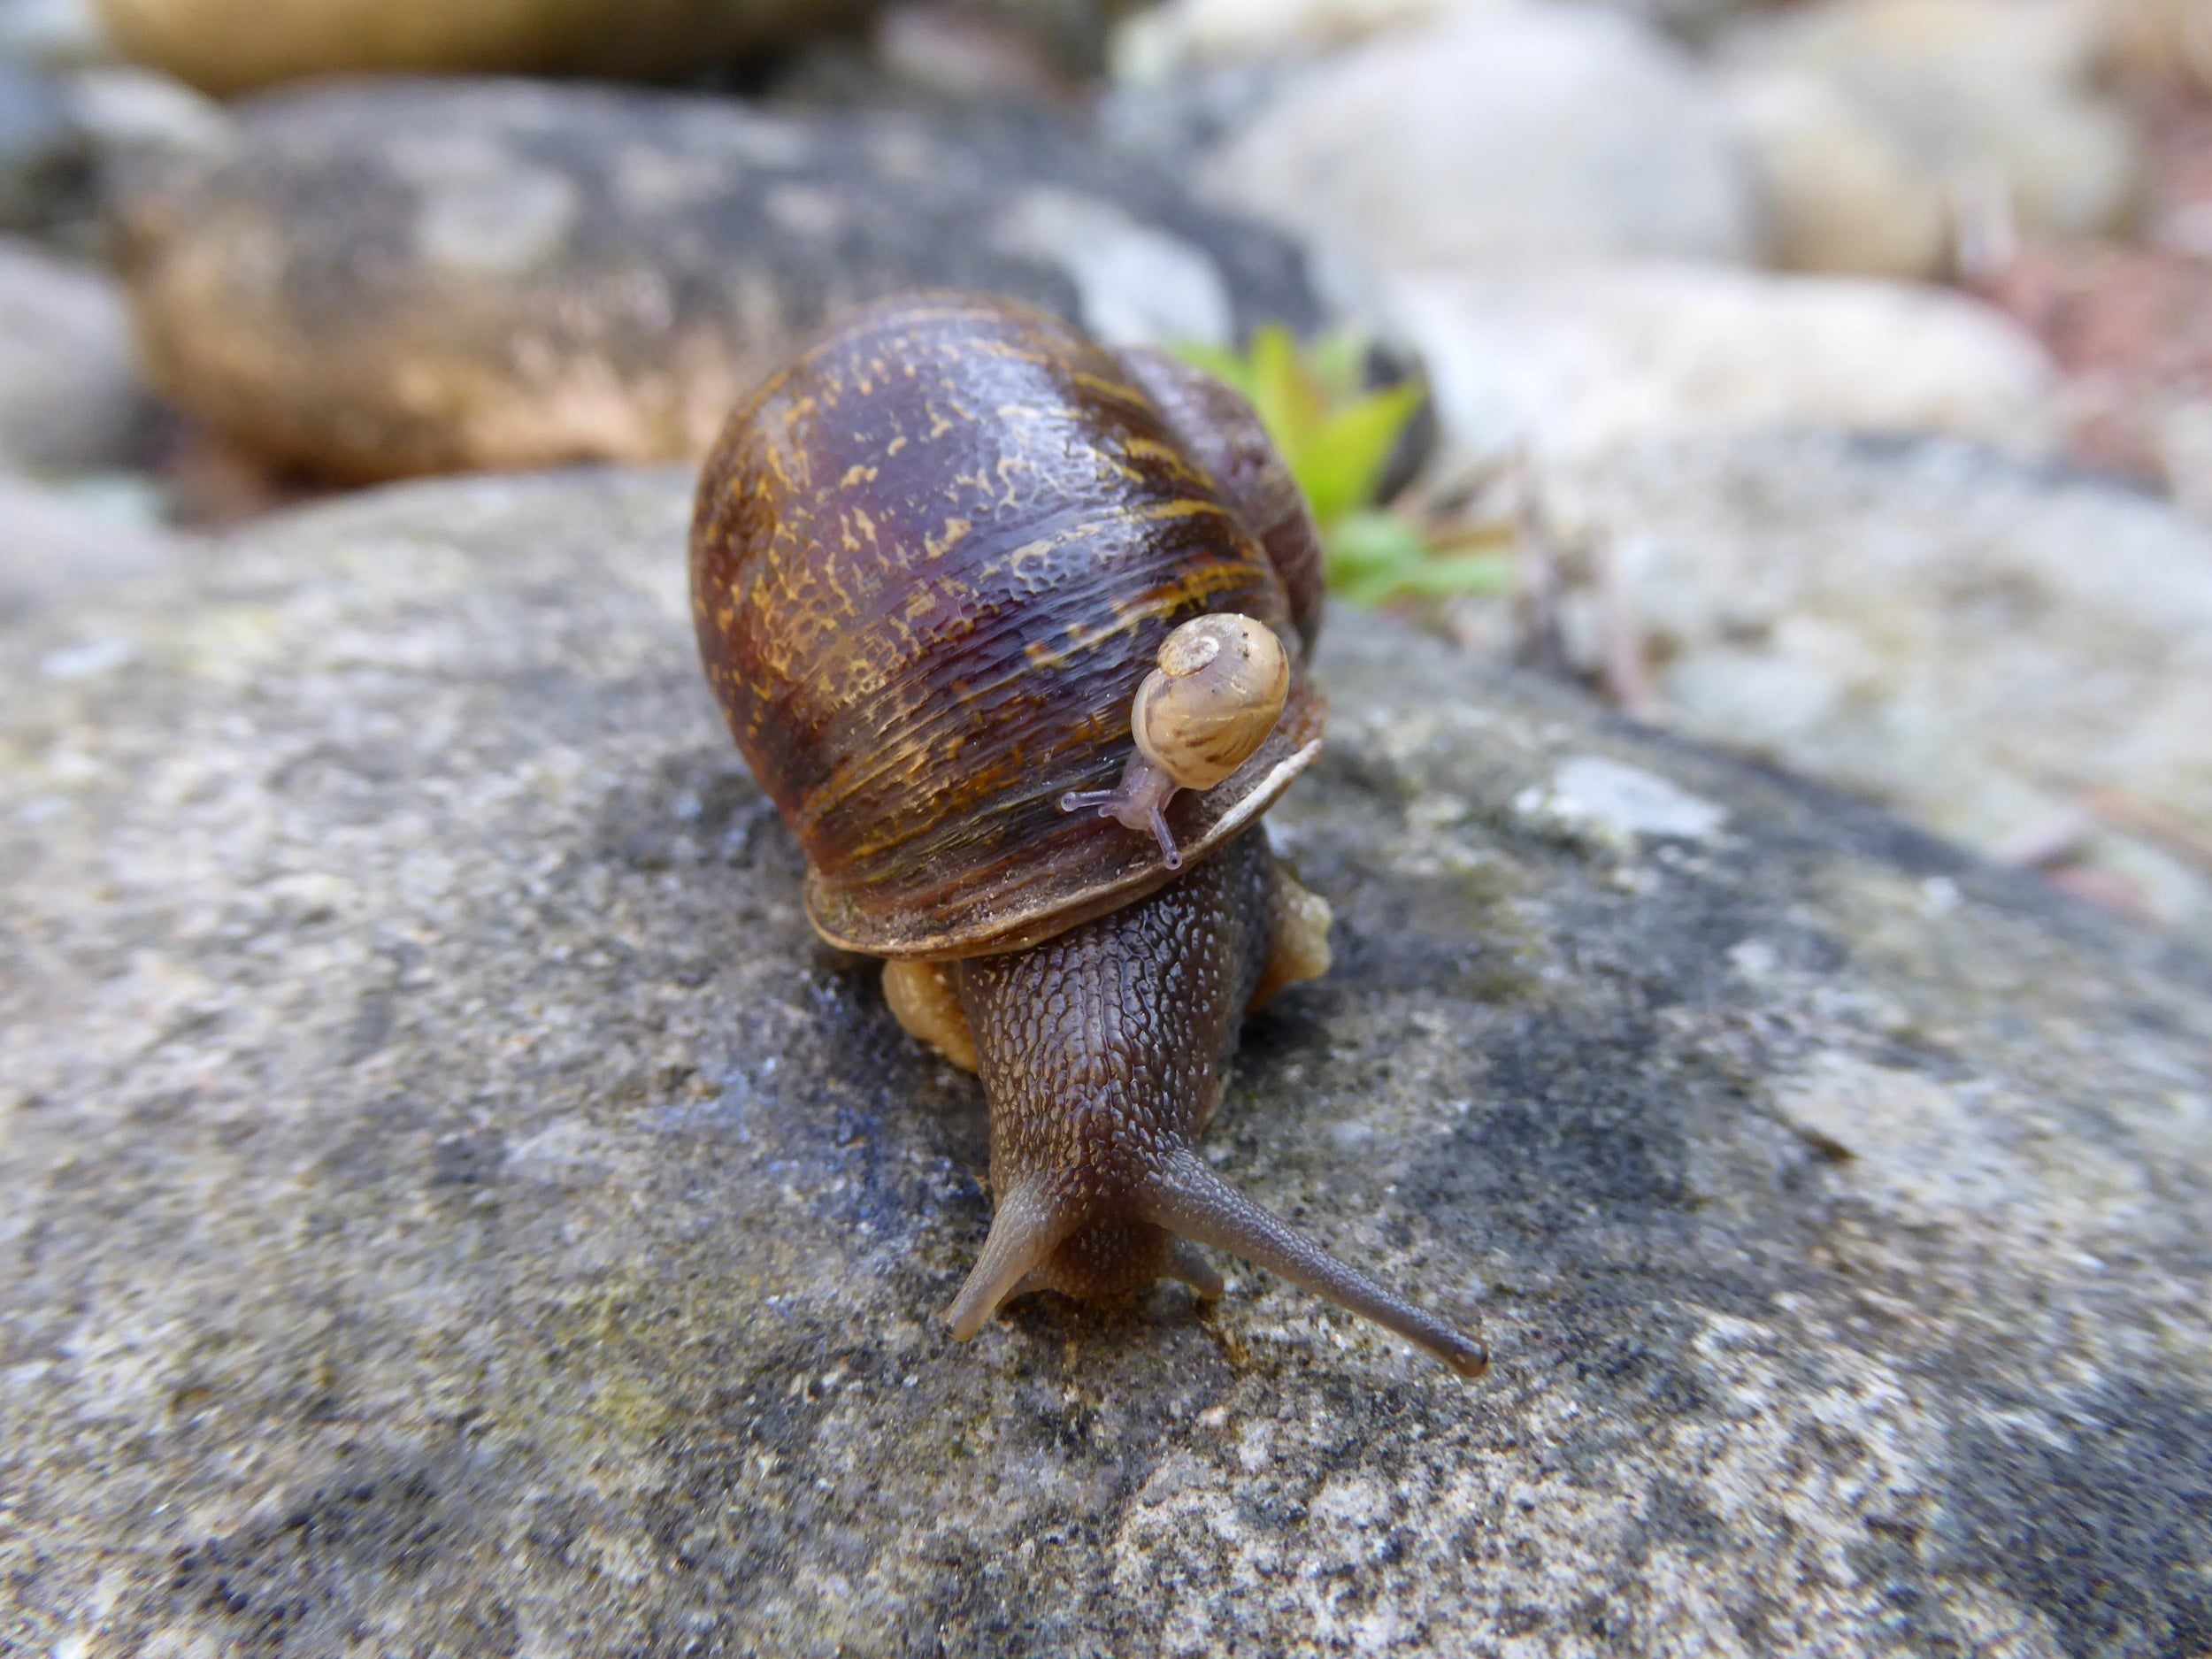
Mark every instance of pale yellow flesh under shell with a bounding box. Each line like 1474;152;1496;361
881;959;979;1071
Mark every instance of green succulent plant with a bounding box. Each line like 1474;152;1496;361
1171;325;1514;607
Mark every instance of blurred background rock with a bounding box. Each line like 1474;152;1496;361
3;0;2210;957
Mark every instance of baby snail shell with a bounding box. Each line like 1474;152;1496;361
689;290;1486;1379
1059;614;1291;870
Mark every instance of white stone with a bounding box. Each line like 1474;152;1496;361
1386;260;2058;482
2158;398;2212;525
1717;0;2141;243
61;65;231;163
1553;434;2212;944
0;0;110;68
1531;755;1729;842
988;186;1234;347
1199;4;1759;274
1110;0;1495;81
0;473;182;617
1720;66;1952;278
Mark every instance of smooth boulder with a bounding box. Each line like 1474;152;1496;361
0;471;180;618
1198;4;1761;273
0;50;81;228
1717;0;2142;250
4;467;2209;1654
119;77;1326;482
1388;262;2058;480
1720;65;1953;278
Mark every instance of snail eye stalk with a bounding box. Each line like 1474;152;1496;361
1059;612;1287;870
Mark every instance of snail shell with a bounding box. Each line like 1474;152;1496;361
690;291;1324;960
1133;613;1291;793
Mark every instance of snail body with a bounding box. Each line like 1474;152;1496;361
691;293;1484;1377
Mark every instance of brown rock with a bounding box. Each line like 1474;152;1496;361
94;0;877;96
118;78;1327;483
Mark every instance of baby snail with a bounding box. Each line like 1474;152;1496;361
690;291;1485;1379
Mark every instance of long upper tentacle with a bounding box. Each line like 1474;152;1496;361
1141;1148;1487;1377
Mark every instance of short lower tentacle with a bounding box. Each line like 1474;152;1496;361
945;1185;1078;1340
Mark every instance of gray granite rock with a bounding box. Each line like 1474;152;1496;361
1196;6;1762;276
117;78;1327;484
0;0;110;71
4;468;2210;1655
0;471;180;619
0;234;158;472
0;50;83;230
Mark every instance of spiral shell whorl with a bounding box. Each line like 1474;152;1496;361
1132;615;1290;792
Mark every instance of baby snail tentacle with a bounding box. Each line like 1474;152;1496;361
1058;613;1290;869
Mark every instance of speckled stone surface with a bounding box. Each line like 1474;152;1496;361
116;78;1325;483
4;469;2210;1656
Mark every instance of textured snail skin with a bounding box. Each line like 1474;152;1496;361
949;833;1488;1378
691;291;1484;1376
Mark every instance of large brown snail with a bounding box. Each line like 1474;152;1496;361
690;292;1485;1377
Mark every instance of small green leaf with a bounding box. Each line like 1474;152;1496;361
1376;550;1517;600
1246;324;1319;454
1303;332;1366;401
1165;326;1432;588
1325;510;1425;607
1325;509;1516;608
1168;340;1255;402
1325;509;1426;579
1296;381;1423;528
